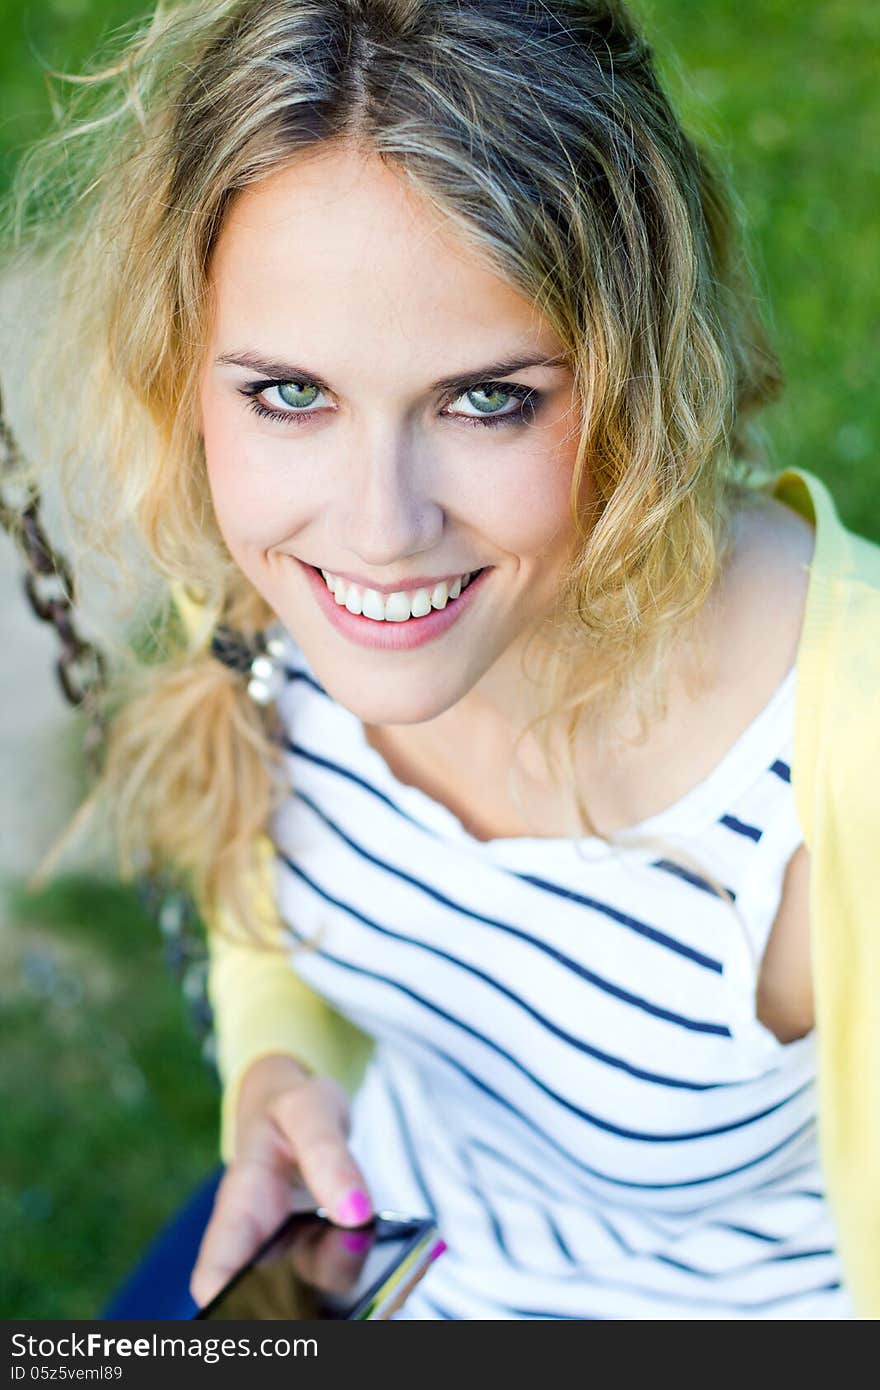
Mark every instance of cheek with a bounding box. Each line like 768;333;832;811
467;433;575;562
200;395;308;565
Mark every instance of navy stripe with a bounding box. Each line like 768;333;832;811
381;1069;438;1220
503;1273;839;1306
283;857;808;1146
465;1139;660;1245
289;790;733;1042
467;1146;668;1242
467;1137;586;1207
587;1206;635;1257
772;1247;835;1263
401;1026;817;1192
281;879;804;1143
466;1138;586;1209
292;752;726;975
650;858;737;903
483;1202;516;1266
286;930;818;1191
545;1212;577;1265
505;1307;600;1319
288;741;431;831
618;1159;822;1221
280;849;728;1091
711;1221;785;1245
284;666;327;697
770;759;791;783
421;1266;840;1316
719;812;763;842
518;1276;842;1315
467;1134;800;1267
467;1138;632;1258
458;1145;516;1266
423;1281;599;1319
655;1246;835;1279
752;1159;823;1194
513;872;723;973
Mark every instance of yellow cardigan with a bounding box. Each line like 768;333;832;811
184;467;880;1318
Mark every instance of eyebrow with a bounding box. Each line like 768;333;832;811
215;350;570;394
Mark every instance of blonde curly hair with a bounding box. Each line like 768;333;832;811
4;0;782;944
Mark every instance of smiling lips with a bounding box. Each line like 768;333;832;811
318;567;480;622
299;557;491;651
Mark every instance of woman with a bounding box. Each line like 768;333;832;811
7;0;879;1318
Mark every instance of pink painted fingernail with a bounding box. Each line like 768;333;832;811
335;1187;372;1225
429;1239;447;1263
341;1230;372;1253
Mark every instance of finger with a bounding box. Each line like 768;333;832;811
270;1078;374;1226
189;1162;295;1308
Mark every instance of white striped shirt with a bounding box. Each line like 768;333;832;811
268;632;853;1319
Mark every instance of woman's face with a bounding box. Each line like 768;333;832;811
201;143;585;727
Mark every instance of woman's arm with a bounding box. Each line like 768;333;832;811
207;894;374;1162
191;841;377;1307
191;1040;376;1308
206;832;374;1162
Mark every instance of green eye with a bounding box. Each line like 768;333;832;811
277;381;320;408
466;387;512;414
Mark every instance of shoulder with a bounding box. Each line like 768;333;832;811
722;489;816;672
734;487;817;566
670;486;812;716
680;487;816;726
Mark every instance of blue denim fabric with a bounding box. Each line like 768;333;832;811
101;1167;224;1320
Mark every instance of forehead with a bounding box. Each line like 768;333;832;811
207;143;562;378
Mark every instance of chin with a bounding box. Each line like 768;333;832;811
319;667;464;728
340;686;453;727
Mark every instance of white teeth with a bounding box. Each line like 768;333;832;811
410;587;432;618
430;580;448;610
318;568;480;622
384;590;412;623
361;588;386;621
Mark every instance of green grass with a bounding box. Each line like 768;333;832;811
638;0;880;537
0;0;142;196
0;875;217;1318
0;0;877;1320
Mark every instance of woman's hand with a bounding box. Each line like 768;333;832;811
189;1053;374;1309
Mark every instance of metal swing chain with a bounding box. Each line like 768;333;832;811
0;406;108;763
0;387;215;1056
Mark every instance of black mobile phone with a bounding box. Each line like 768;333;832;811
195;1207;443;1320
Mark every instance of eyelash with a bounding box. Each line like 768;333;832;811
238;379;540;430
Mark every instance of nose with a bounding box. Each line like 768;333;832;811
335;419;444;568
